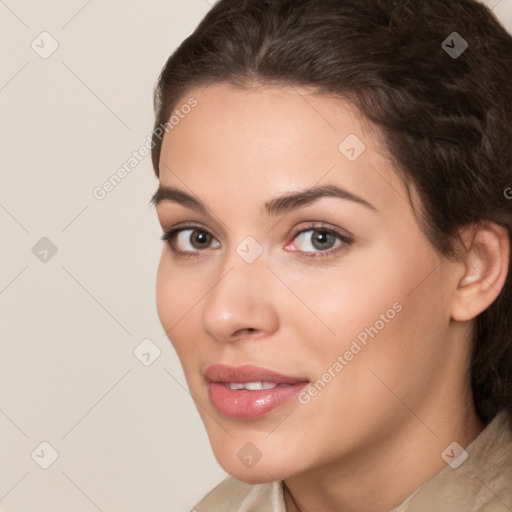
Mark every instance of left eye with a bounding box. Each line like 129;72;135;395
288;228;349;253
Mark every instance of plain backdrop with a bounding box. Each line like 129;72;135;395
1;1;511;511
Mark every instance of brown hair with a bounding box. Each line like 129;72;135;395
151;0;512;424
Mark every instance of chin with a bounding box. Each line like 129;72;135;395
218;457;293;484
209;438;301;484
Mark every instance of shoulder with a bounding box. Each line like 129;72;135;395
193;476;285;512
392;409;512;512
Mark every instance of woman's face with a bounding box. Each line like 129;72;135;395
154;83;463;482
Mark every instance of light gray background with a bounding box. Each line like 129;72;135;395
1;1;511;511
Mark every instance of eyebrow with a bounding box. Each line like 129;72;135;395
150;183;377;216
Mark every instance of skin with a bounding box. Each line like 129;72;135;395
153;83;509;512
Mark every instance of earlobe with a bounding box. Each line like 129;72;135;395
451;222;510;322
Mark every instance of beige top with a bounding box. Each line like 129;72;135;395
193;409;512;511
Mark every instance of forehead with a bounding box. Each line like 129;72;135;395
158;83;410;216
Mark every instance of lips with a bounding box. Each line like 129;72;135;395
204;364;309;420
204;364;308;384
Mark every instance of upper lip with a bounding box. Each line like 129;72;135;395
204;364;309;384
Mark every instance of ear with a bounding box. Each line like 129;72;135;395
450;222;510;322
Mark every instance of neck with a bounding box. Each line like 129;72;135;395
283;399;484;512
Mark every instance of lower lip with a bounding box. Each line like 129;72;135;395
208;381;309;420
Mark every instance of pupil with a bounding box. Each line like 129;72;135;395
313;231;333;250
192;231;209;248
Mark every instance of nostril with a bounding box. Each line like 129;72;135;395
234;327;257;337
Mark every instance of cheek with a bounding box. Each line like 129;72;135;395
155;253;177;330
273;249;413;351
281;232;443;382
294;237;445;410
155;252;205;360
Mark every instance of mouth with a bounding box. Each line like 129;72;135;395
204;364;310;420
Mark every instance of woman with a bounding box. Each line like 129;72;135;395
150;0;512;510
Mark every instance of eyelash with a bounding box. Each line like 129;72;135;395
160;222;353;260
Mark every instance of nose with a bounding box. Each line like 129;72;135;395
201;250;279;343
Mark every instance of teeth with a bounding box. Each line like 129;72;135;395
245;382;264;390
226;381;278;390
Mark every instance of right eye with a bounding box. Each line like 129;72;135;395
161;225;221;257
